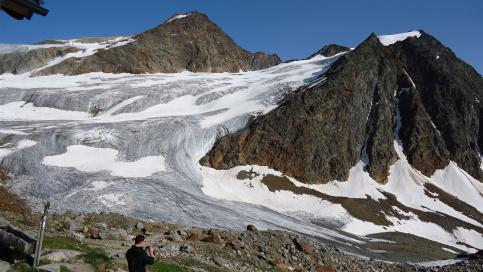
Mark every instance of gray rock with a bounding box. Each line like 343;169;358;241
40;249;82;262
135;222;144;230
177;229;188;236
68;231;85;242
166;231;183;242
179;243;191;253
93;223;108;231
99;228;128;241
0;260;11;272
157;242;181;256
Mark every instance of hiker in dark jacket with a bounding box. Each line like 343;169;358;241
126;235;155;272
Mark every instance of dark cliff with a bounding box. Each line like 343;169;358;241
201;31;483;184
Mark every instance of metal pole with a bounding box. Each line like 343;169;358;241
33;201;50;267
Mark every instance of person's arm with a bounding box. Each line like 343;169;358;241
143;249;155;265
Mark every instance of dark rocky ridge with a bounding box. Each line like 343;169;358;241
309;44;351;58
35;12;281;76
392;33;483;180
201;31;483;184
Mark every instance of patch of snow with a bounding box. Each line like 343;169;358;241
16;140;37;149
441;247;458;254
0;129;29;135
453;227;483;250
0;139;37;159
0;102;89;121
167;13;191;23
42;145;166;178
416;258;466;267
0;149;13;158
305;161;385;199
378;31;422;46
99;193;126;208
86;180;116;191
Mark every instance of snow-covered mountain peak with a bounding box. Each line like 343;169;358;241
378;30;422;46
166;12;192;23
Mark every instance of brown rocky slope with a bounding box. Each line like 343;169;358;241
34;12;281;76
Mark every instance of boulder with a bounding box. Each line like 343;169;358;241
93;223;108;231
246;224;258;232
99;228;128;241
68;231;85;242
40;249;82;262
227;239;246;250
0;260;11;272
293;238;314;255
179;244;191;253
166;231;183;242
85;227;100;239
157;242;180;257
135;222;144;230
176;229;188;237
186;231;204;241
202;233;223;244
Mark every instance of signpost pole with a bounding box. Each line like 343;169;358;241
33;201;50;267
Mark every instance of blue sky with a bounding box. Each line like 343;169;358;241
1;0;482;73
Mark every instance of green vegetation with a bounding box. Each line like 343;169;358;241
43;236;111;271
59;265;74;272
43;236;91;252
81;248;110;266
149;262;190;272
7;262;37;272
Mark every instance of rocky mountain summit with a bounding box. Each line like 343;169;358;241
31;12;280;76
201;31;483;184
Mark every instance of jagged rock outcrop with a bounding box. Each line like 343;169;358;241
0;46;80;74
201;31;483;184
35;12;281;76
309;44;351;58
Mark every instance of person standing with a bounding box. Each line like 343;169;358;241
126;235;155;272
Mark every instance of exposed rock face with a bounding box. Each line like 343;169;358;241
250;51;282;70
392;34;483;180
201;31;483;184
0;46;80;74
309;44;351;58
35;12;281;76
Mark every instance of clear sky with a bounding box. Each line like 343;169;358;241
1;0;482;74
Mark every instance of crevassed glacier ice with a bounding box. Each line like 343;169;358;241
0;54;355;244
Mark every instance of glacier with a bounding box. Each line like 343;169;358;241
0;53;356;243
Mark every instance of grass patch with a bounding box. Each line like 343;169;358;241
43;236;111;271
149;262;190;272
81;248;110;266
43;236;91;252
59;266;74;272
7;261;37;272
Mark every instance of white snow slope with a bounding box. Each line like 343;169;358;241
0;38;482;259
